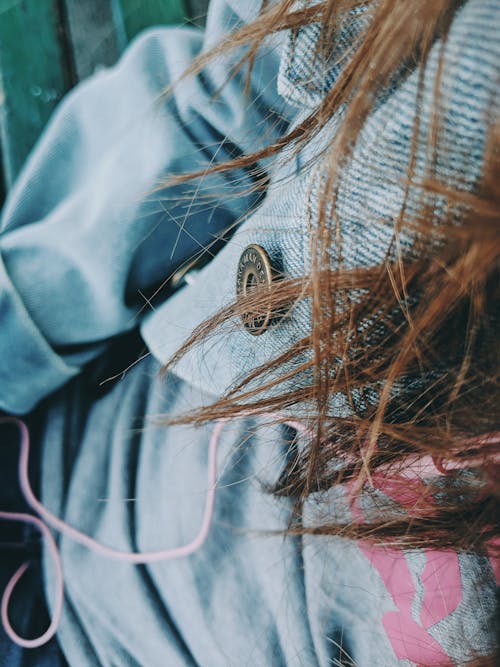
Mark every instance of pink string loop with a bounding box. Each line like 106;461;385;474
0;511;64;649
0;415;226;649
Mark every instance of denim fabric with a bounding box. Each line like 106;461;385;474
0;0;499;665
277;1;371;109
143;0;500;407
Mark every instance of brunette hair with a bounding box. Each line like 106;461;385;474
160;0;498;615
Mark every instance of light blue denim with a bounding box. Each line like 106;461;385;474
0;0;498;664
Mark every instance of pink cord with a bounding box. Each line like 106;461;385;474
0;511;63;649
0;416;224;649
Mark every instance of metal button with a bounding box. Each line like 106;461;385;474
236;244;279;335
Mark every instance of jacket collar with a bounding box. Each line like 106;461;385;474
141;166;313;402
277;1;371;109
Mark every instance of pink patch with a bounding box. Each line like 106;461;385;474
360;543;453;664
359;544;415;615
382;611;450;665
371;473;425;509
419;551;462;629
347;478;462;664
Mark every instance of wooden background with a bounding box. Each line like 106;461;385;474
0;0;207;203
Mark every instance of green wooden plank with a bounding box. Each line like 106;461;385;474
117;0;187;41
184;0;208;27
64;1;122;81
0;0;72;188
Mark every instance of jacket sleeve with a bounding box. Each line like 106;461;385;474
0;0;292;414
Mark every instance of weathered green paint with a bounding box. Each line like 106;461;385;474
64;1;122;81
0;0;71;187
118;0;186;40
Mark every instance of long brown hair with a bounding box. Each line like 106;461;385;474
159;0;499;559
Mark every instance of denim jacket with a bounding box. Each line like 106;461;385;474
0;0;498;665
1;0;498;412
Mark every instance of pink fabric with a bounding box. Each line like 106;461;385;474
358;542;462;664
419;551;462;629
349;434;500;664
348;476;462;665
381;611;450;665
